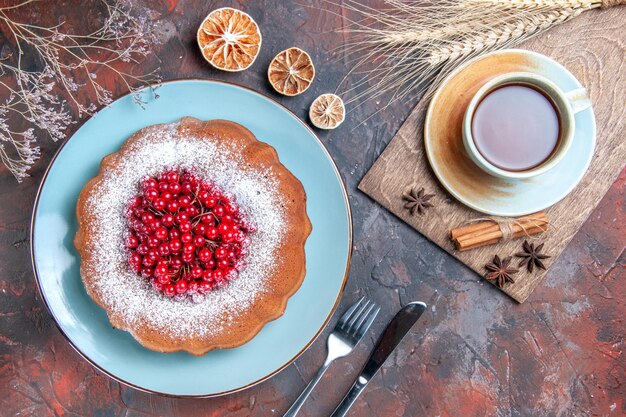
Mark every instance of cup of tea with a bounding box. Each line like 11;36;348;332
462;72;592;179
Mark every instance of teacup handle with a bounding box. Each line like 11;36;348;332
565;88;592;114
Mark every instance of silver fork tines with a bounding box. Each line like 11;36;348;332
283;297;380;417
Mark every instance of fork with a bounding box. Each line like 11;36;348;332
283;297;380;417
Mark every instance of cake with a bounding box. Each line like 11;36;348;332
74;117;311;355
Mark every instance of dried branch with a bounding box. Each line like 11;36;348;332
0;0;161;182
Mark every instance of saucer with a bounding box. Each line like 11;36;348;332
424;49;596;216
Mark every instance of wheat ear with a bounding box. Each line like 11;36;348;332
326;0;624;109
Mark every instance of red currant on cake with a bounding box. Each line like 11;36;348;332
124;169;253;298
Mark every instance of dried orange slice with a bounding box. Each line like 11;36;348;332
197;7;262;72
309;94;345;129
268;47;315;96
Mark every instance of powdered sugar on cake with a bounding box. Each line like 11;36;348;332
83;122;285;339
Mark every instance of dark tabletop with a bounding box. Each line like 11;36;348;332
1;1;624;416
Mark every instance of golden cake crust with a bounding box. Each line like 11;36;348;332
74;117;311;355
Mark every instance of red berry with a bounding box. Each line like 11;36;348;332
184;205;199;217
188;281;199;293
141;212;155;224
198;248;212;262
204;258;216;269
198;190;210;201
127;234;139;248
169;182;181;195
149;219;162;231
158;243;170;256
166;171;179;183
153;198;166;211
183;242;195;254
175;280;188;294
157;274;170;285
213;205;225;217
218;223;230;234
234;231;245;242
179;195;191;207
202;269;214;281
199;281;213;293
205;196;217;208
179;221;192;233
170;256;183;269
164;284;176;297
144;188;159;201
201;215;215;226
147;249;159;260
169;228;181;240
129;196;142;208
206;227;218;240
191;266;203;279
143;178;158;190
162;213;175;226
155;227;168;240
176;212;189;223
169;239;182;253
132;219;145;233
181;232;193;243
181;251;195;263
224;202;237;214
130;252;141;265
136;244;148;255
194;224;207;236
182;181;193;193
155;263;168;277
213;269;225;281
215;246;228;259
193;235;205;247
158;181;169;192
167;200;179;213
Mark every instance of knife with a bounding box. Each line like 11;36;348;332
330;301;427;417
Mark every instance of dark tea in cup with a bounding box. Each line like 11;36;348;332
470;84;560;172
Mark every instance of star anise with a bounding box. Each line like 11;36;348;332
485;255;518;288
515;240;551;273
402;187;434;216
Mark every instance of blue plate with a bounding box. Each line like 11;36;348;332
30;80;351;396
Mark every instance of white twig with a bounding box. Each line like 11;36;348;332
0;0;161;182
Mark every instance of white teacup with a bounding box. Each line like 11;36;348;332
462;72;592;179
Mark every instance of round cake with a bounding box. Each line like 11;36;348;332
74;117;311;355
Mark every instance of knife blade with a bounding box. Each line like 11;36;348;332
330;301;427;417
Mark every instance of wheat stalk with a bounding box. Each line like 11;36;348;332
328;0;623;110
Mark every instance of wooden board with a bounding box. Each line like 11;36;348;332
358;7;626;303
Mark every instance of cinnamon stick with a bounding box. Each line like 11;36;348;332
449;211;547;239
450;211;548;251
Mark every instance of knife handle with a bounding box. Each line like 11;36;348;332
329;376;368;417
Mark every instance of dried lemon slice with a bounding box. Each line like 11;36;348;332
197;7;262;72
268;47;315;96
309;94;345;129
